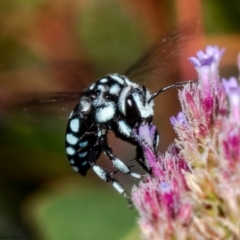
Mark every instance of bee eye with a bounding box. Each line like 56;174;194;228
124;95;140;123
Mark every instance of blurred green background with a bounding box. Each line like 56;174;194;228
0;0;240;239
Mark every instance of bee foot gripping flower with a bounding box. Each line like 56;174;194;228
132;46;240;240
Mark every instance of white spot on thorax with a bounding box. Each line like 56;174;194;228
66;133;78;145
80;98;91;113
109;84;120;95
70;118;80;133
119;86;131;115
100;78;108;83
110;74;124;85
90;84;95;90
96;103;115;123
97;84;106;91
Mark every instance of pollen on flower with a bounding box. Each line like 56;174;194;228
132;46;240;240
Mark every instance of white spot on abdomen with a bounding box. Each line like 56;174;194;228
69;110;74;118
78;151;88;158
66;133;78;145
66;147;76;155
70;118;80;133
72;166;79;172
82;161;88;166
79;141;88;148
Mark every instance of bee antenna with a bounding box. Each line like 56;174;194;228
148;79;197;103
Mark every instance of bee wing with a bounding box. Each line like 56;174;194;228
124;25;198;90
17;92;81;105
11;92;81;124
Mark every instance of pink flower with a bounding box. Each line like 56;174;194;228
132;124;191;239
132;175;191;239
132;46;240;239
222;77;240;121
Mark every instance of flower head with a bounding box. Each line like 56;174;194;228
132;124;191;239
132;46;240;240
189;46;225;68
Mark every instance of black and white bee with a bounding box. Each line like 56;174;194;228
65;73;189;204
19;29;196;205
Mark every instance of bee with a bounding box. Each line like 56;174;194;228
65;72;190;204
18;29;195;205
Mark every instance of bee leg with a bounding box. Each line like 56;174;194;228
91;164;133;207
97;131;141;179
135;145;152;174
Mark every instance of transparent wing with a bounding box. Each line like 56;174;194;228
18;91;81;105
10;25;198;125
2;58;92;125
11;92;81;124
124;25;199;90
